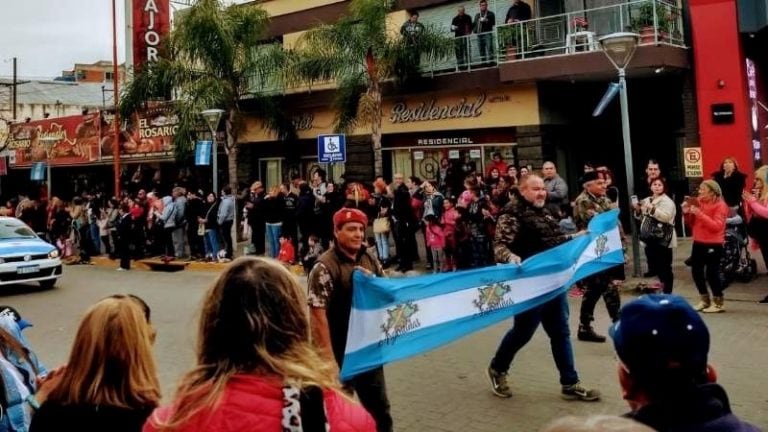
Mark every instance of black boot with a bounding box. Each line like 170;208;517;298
577;324;606;343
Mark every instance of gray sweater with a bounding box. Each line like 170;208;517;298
217;195;235;225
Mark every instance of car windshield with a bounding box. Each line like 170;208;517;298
0;220;37;240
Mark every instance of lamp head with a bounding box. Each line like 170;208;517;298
599;32;640;70
201;108;225;133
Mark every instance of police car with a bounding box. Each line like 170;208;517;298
0;217;62;289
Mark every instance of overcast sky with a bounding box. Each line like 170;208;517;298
0;1;131;79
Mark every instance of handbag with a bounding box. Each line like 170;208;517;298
373;217;391;234
197;223;206;236
639;215;673;247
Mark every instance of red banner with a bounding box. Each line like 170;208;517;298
7;114;102;167
100;105;177;162
132;0;170;69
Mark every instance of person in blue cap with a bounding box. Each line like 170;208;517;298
610;294;761;431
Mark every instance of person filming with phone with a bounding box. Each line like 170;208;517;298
682;180;728;313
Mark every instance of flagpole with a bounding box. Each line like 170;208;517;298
112;0;121;198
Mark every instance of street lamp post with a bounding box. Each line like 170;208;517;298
599;32;642;277
39;136;58;200
201;109;225;194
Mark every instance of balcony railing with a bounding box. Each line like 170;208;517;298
421;0;685;76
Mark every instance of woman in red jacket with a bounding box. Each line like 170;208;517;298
143;257;375;432
682;180;729;313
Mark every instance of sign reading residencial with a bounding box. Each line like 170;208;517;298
390;94;486;124
317;134;346;163
683;147;703;178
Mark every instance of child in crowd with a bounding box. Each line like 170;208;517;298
425;214;446;273
441;198;459;271
277;234;295;265
301;234;324;274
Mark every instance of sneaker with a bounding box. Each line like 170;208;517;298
561;382;600;401
485;366;512;398
116;267;128;272
577;325;606;343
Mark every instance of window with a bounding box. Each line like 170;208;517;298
105;72;114;81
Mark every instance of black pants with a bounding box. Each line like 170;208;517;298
220;221;234;259
117;236;131;270
187;225;204;258
162;227;175;258
646;243;674;293
251;220;266;255
344;367;393;432
579;270;621;326
78;224;90;263
454;38;468;67
691;242;724;297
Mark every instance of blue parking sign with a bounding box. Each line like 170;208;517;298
30;162;46;181
317;134;346;163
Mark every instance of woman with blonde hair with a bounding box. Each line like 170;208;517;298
30;294;160;432
144;257;374;432
743;165;768;303
683;180;729;312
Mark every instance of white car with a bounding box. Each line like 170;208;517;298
0;217;62;289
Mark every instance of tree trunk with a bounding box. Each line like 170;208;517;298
370;78;383;177
225;113;240;249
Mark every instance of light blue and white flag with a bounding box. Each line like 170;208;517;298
195;140;212;166
340;209;624;380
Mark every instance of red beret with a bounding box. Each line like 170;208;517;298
333;208;368;229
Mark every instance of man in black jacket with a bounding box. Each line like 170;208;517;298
473;0;496;63
487;175;599;401
451;6;473;68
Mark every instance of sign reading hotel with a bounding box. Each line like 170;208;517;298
683;147;703;178
7;114;101;167
101;105;178;162
132;0;170;69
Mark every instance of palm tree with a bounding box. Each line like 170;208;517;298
121;0;294;192
289;0;452;177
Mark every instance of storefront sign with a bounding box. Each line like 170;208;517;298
390;94;486;124
132;0;170;68
746;59;764;167
417;137;474;146
683;147;703;178
293;113;314;131
7;114;101;167
101;105;178;162
383;128;516;149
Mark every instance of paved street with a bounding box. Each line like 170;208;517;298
3;243;767;431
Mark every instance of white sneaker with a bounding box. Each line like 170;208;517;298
116;267;128;272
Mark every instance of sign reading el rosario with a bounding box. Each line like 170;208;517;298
7;114;101;167
7;106;178;167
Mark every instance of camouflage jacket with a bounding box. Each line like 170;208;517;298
573;191;613;230
494;195;570;263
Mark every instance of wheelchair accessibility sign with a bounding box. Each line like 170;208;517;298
317;134;346;163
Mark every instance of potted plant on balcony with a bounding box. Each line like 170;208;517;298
498;24;521;61
631;1;671;43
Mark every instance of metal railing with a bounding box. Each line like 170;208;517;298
422;0;685;75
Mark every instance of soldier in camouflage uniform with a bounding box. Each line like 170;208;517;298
486;175;600;402
572;171;622;343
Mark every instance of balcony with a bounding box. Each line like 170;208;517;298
421;0;686;76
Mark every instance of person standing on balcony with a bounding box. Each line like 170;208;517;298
473;0;496;63
505;0;532;23
451;6;473;69
400;11;425;43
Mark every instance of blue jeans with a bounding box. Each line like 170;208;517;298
204;229;220;258
490;293;578;386
266;222;282;258
375;232;389;261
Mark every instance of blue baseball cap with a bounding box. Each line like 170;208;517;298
609;294;709;377
0;306;32;330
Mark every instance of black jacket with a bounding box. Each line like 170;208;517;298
30;402;154;432
713;171;747;208
626;384;761;432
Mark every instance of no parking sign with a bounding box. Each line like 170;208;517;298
683;147;703;178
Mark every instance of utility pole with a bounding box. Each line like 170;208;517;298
12;57;17;121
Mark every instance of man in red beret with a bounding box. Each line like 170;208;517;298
308;207;392;432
